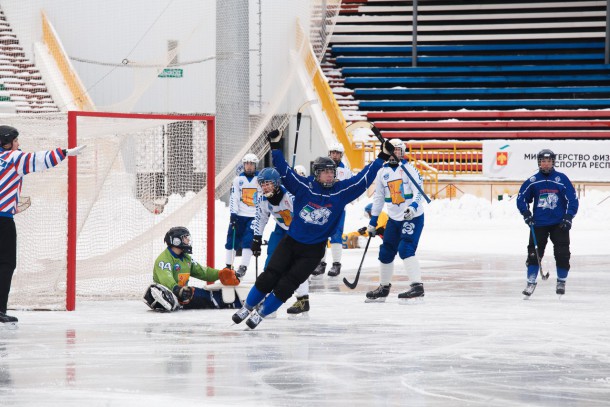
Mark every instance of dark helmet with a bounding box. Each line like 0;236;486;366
312;156;337;188
364;203;373;218
164;226;192;254
0;125;19;149
537;149;556;174
258;167;281;197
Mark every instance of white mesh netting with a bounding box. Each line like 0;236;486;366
6;113;212;310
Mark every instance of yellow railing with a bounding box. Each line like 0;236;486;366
296;20;365;170
406;143;483;177
42;10;94;111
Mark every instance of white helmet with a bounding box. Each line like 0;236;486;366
242;153;259;164
294;165;307;177
328;142;345;154
388;139;405;164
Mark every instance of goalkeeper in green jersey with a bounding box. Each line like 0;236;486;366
144;227;242;312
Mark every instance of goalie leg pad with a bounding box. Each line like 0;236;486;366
144;284;179;312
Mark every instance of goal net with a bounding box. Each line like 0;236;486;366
7;112;214;310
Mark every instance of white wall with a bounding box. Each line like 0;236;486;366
1;0;313;114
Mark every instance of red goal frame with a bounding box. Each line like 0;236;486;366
66;111;215;311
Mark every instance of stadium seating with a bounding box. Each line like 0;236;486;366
325;0;610;140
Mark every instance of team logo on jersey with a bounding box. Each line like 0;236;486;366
402;222;414;235
555;176;561;182
0;158;7;169
383;173;390;180
537;193;558;210
299;204;331;225
242;188;258;207
174;264;181;273
387;179;405;205
529;176;536;182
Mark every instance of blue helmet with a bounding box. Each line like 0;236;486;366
364;203;373;218
258;167;281;197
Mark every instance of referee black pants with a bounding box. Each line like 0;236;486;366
0;217;17;313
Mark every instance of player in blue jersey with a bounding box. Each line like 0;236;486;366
0;126;86;325
517;149;579;298
225;153;260;278
231;130;393;329
250;167;294;269
312;142;352;277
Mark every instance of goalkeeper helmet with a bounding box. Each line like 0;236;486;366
537;149;556;174
258;167;281;197
312;156;337;188
0;125;19;150
164;226;192;254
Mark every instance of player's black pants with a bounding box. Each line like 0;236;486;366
0;217;17;314
255;235;326;302
526;223;570;270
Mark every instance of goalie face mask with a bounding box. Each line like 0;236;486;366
164;226;192;254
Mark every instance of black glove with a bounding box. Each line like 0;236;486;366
376;227;385;237
266;129;282;150
251;235;262;257
522;210;534;226
230;213;238;228
377;140;394;161
560;214;573;231
357;226;367;235
172;285;194;304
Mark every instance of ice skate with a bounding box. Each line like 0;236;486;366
0;313;18;330
287;295;310;319
398;283;425;304
556;280;566;297
311;261;326;276
246;310;264;329
235;265;247;278
365;284;391;303
327;262;341;277
232;305;251;324
522;282;537;299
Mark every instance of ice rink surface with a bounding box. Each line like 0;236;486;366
1;246;609;406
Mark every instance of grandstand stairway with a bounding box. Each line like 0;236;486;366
0;6;59;114
324;0;610;140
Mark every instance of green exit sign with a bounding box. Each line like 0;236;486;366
158;68;183;78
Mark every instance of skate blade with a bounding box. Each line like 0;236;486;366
364;298;387;303
398;297;424;305
287;312;309;320
523;295;532;300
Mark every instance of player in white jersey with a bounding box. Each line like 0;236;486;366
251;168;294;269
226;153;261;278
288;143;352;315
365;139;427;303
311;142;352;277
0;126;85;324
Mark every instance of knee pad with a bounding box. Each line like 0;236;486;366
526;249;539;266
143;284;179;312
554;245;571;270
379;243;397;264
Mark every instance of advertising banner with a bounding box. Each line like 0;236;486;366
482;140;610;181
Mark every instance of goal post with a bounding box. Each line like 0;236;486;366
10;112;215;311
